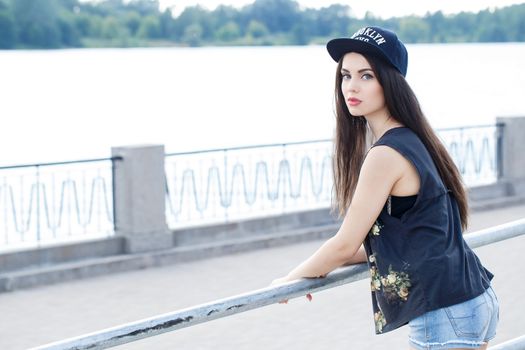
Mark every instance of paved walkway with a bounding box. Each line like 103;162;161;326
1;204;524;350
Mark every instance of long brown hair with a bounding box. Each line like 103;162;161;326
332;53;469;230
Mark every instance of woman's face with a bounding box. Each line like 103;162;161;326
340;52;388;119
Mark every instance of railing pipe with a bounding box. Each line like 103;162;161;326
0;157;123;170
31;264;368;350
436;122;505;132
465;217;525;248
489;335;525;350
30;218;525;350
164;139;330;157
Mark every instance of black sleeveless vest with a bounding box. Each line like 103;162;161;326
363;127;493;334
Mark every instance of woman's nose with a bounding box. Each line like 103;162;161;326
344;79;359;93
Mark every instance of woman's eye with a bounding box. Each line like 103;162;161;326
342;73;351;80
362;73;374;80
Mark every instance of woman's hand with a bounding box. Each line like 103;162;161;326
270;276;291;286
270;276;313;304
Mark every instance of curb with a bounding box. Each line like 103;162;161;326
0;223;339;293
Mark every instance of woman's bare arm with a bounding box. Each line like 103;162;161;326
343;245;367;265
278;145;405;281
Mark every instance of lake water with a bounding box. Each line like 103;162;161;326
1;43;524;167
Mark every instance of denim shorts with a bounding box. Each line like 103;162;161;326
408;286;499;350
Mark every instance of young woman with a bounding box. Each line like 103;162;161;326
271;26;499;350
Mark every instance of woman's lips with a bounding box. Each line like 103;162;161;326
348;97;361;106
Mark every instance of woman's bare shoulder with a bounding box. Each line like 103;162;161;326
364;145;410;174
363;145;419;196
355;146;404;190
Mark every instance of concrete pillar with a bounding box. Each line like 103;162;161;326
496;116;525;196
111;144;172;253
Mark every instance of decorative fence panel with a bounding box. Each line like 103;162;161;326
165;140;333;228
437;124;503;186
0;159;116;251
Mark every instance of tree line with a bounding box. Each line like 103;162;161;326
0;0;524;49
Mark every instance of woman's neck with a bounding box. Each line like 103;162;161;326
366;115;404;143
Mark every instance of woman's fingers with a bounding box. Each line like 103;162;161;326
278;294;312;304
271;277;313;303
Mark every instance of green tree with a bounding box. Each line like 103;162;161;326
216;21;240;42
182;23;203;46
477;25;508;42
316;4;351;36
172;6;209;41
85;15;104;37
298;8;319;39
291;23;308;44
100;16;129;40
425;11;446;42
398;17;430;43
126;0;159;16
212;4;239;30
74;12;92;36
158;8;175;39
0;0;15;48
448;11;476;42
246;0;300;33
58;13;81;46
124;11;141;36
1;0;523;49
246;20;268;39
511;5;525;41
11;0;62;48
475;10;508;42
56;0;80;12
137;15;160;38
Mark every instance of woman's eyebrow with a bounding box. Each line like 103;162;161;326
340;67;373;73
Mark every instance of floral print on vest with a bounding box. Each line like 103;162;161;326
368;250;412;332
374;310;387;333
382;266;411;302
369;220;383;236
369;261;412;303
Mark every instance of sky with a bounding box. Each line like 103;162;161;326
160;0;525;18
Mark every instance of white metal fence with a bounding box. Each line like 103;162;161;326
0;124;505;249
0;158;116;252
165;124;503;229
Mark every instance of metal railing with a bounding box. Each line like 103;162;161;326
490;335;525;350
0;157;120;252
438;123;504;186
0;123;505;248
165;139;334;228
165;124;504;229
31;217;525;350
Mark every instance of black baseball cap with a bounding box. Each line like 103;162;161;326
326;26;408;77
